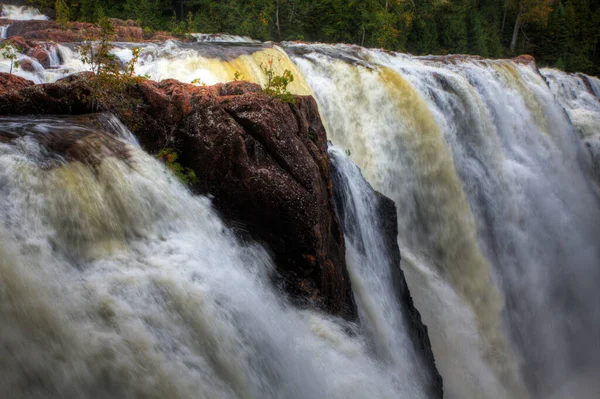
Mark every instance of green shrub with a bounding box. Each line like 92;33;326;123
156;148;199;185
55;0;71;27
260;55;295;103
233;71;245;81
1;42;20;74
79;17;144;113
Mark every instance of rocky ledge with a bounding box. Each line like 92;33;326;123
4;18;180;43
0;72;356;319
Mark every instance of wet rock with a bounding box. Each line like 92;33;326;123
377;194;444;398
5;19;182;43
2;36;30;52
26;44;52;68
0;72;356;320
0;114;130;169
18;58;34;72
0;73;33;95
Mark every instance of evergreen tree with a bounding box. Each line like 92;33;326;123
27;0;600;74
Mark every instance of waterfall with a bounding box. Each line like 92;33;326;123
542;68;600;179
192;33;260;43
329;145;441;398
288;44;600;399
0;4;48;20
2;33;600;399
0;116;417;399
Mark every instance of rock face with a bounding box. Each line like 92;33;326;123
5;19;179;42
0;72;356;319
0;72;33;95
0;114;130;168
376;195;444;398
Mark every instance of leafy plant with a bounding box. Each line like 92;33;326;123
1;42;21;74
156;148;199;185
79;17;144;113
190;77;206;86
308;127;317;143
55;0;71;28
233;70;245;81
169;11;195;39
260;55;295;103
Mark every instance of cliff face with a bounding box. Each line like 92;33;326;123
0;72;356;319
4;19;179;42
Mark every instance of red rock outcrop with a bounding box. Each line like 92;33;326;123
0;73;356;319
5;19;180;43
0;73;33;95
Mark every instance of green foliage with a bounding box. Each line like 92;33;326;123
234;71;245;81
190;77;206;85
1;42;21;74
55;0;71;27
261;56;295;103
156;148;199;185
79;17;144;114
35;0;600;74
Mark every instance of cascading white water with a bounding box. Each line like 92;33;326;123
0;116;420;399
0;4;48;20
542;68;600;178
288;43;600;399
2;32;600;399
328;145;437;398
192;33;260;43
0;25;8;39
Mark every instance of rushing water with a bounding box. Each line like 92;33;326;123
0;116;421;399
0;4;48;20
2;5;600;399
289;45;600;399
329;145;439;398
543;68;600;178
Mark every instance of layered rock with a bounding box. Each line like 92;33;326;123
0;114;130;168
0;72;356;319
5;19;179;42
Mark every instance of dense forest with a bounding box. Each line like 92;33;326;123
30;0;600;75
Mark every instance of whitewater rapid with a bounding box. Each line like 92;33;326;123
2;6;600;399
0;116;425;399
0;4;48;21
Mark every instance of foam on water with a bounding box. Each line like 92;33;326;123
0;4;48;20
0;116;421;399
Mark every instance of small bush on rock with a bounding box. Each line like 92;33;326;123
1;42;21;74
260;55;295;103
156;148;199;185
79;17;145;117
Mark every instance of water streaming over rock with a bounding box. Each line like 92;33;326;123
329;145;441;398
0;4;48;20
542;68;600;179
0;116;419;399
2;11;600;397
288;44;600;399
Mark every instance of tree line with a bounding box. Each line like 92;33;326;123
30;0;600;75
